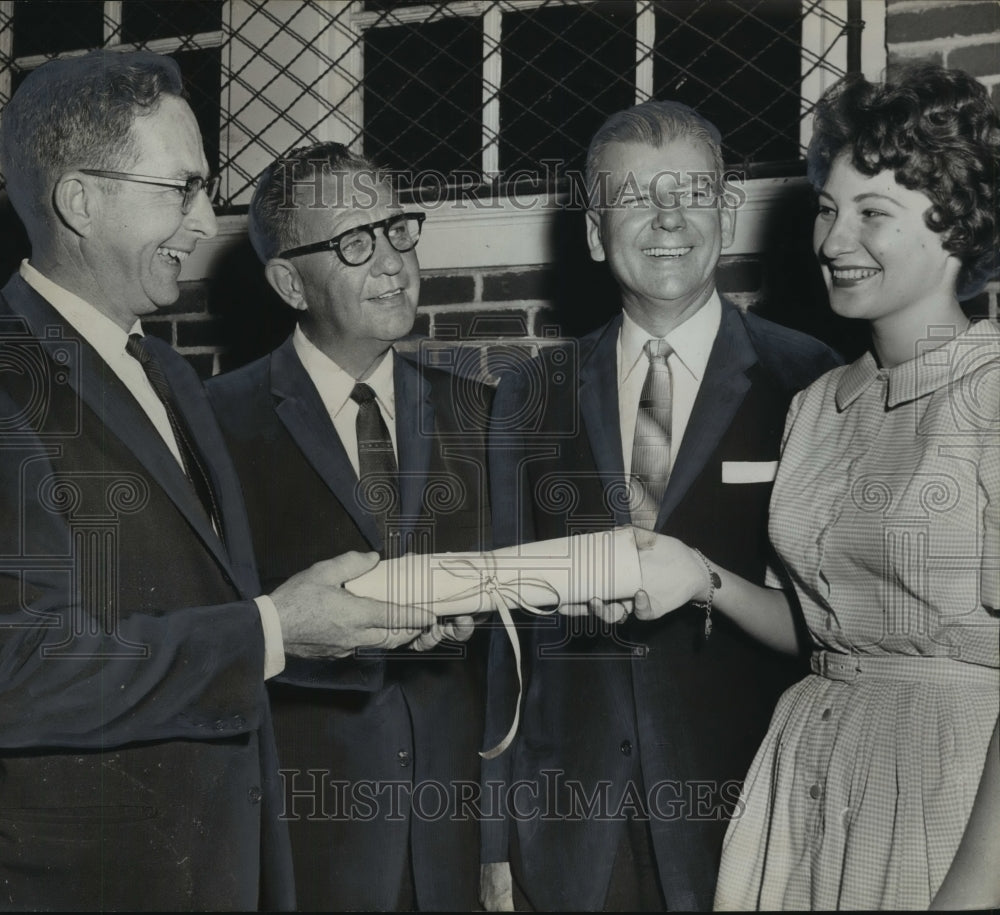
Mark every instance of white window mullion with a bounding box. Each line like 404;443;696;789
800;0;886;154
482;4;502;183
859;0;886;81
322;0;364;147
0;0;12;110
635;0;654;103
103;1;123;46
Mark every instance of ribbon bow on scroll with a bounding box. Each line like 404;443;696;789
343;527;644;757
437;555;561;759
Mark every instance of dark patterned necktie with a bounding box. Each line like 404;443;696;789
629;338;673;530
350;382;400;554
126;333;223;537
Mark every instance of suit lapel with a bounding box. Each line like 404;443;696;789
393;351;433;543
2;276;239;580
656;300;757;528
269;337;383;550
146;335;260;595
578;316;630;525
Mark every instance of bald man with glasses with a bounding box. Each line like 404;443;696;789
206;143;493;912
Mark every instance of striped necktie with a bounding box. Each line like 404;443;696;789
629;338;673;530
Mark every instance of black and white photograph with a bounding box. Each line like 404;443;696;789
0;1;997;911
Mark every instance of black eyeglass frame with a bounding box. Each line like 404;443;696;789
277;212;426;265
79;168;221;213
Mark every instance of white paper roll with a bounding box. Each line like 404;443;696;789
344;526;642;615
344;526;643;759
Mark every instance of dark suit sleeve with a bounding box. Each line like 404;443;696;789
488;366;538;550
743;312;845;392
275;654;387;692
205;372;394;695
0;388;268;751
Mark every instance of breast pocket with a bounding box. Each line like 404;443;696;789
721;460;778;484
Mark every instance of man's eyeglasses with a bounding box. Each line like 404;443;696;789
79;169;221;214
278;212;426;266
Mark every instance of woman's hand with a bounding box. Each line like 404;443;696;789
633;529;711;620
556;529;710;624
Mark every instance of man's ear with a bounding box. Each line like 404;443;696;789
719;193;737;251
53;173;94;238
585;208;606;262
264;258;308;312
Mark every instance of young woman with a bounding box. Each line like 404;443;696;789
633;65;1000;910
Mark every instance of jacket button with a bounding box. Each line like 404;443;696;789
398;749;411;768
809;784;821;800
248;786;262;804
620;740;632;756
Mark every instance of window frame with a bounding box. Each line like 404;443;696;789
204;0;886;276
0;0;224;99
0;0;887;277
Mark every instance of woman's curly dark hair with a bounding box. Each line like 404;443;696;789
807;64;1000;298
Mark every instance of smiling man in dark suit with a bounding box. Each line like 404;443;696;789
206;143;493;912
480;101;842;911
0;51;431;911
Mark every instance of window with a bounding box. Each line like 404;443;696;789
1;0;887;271
1;0;224;172
360;0;809;195
224;1;885;206
352;0;880;195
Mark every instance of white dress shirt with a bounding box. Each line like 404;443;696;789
19;260;285;679
21;260;186;467
292;324;398;476
618;291;722;477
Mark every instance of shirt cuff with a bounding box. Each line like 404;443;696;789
254;594;286;679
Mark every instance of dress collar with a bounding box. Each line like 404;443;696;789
835;320;1000;411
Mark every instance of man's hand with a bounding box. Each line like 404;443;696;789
270;551;435;658
411;614;477;652
557;598;632;624
480;862;515;912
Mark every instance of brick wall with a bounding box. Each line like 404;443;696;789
886;0;1000;90
154;240;859;381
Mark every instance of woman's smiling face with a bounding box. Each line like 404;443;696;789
813;152;962;328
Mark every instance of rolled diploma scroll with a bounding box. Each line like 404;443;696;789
345;526;642;758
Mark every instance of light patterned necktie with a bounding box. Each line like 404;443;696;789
629;338;673;530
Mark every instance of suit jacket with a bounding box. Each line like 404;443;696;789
206;336;492;912
483;300;842;911
0;274;293;911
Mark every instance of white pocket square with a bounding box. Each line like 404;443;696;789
722;460;778;484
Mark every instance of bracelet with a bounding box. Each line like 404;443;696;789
690;548;721;639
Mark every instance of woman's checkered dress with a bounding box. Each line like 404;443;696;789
715;321;1000;911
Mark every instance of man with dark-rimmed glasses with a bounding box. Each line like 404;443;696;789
206;143;493;911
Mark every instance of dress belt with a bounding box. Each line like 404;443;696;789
810;649;999;686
